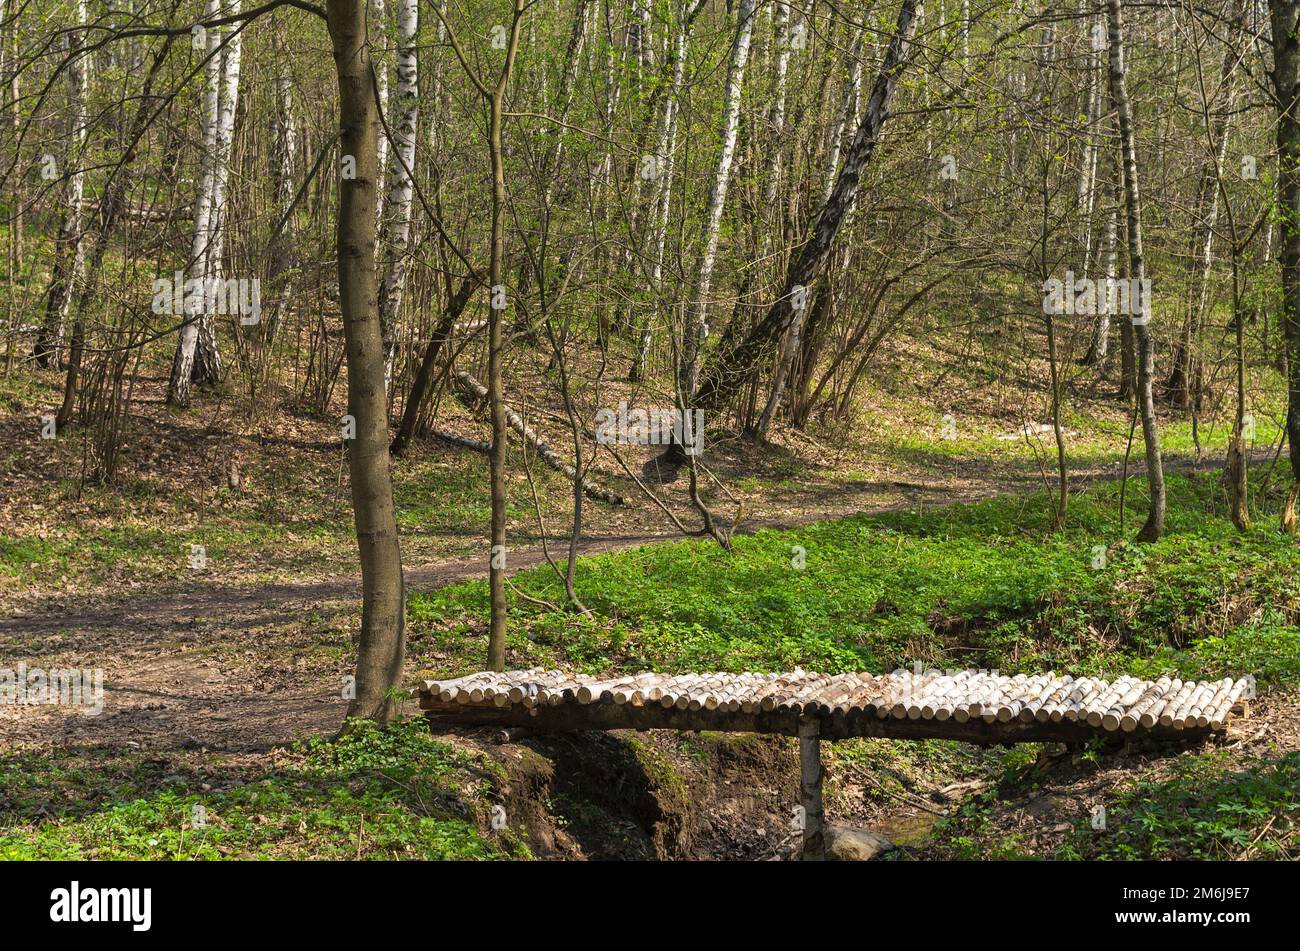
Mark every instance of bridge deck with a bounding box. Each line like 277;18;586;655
419;668;1251;744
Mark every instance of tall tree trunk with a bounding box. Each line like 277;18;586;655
193;3;243;386
680;0;756;398
631;0;704;382
169;0;241;405
377;0;419;385
1269;0;1300;531
762;2;792;211
327;0;406;724
486;1;526;672
34;0;88;369
1164;14;1240;408
1078;9;1103;259
373;0;389;224
693;0;921;413
266;27;297;345
1107;0;1165;541
755;22;859;440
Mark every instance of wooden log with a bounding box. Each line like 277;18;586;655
1021;674;1067;722
923;671;974;720
1068;678;1107;722
1035;676;1076;722
901;670;948;719
1122;678;1172;731
1052;677;1092;722
1088;677;1134;728
1207;678;1251;729
1172;680;1215;729
798;717;824;861
1191;678;1232;728
1157;680;1197;726
422;697;1218;742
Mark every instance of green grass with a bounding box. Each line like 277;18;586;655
1060;750;1300;860
0;415;579;592
410;471;1300;688
0;719;522;860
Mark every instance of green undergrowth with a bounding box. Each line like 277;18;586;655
410;471;1300;690
0;719;520;860
1059;749;1300;860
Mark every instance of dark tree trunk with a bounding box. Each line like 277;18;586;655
328;0;406;724
1271;0;1300;531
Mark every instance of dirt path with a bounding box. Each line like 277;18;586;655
0;451;1242;753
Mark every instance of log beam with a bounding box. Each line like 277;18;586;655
798;716;824;860
421;696;1217;744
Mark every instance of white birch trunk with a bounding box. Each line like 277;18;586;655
34;0;88;367
168;0;225;405
633;0;704;381
961;0;969;63
194;1;243;384
374;0;389;224
681;0;757;398
378;0;419;383
762;2;792;209
823;33;863;206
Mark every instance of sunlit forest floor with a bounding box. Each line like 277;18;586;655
2;332;1297;859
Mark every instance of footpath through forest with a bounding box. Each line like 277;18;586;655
0;450;1248;752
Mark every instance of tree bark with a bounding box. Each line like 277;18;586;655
169;0;241;405
34;0;88;369
680;0;756;398
1107;0;1165;541
1270;0;1300;531
193;2;243;386
377;0;419;384
328;0;406;724
486;2;526;672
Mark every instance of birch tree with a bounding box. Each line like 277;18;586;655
1106;0;1165;541
377;0;418;382
33;0;88;368
631;0;706;382
755;21;862;440
680;0;756;399
169;0;243;406
694;0;922;413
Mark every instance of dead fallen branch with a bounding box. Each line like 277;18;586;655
449;370;625;505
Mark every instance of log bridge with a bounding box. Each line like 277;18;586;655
418;667;1253;859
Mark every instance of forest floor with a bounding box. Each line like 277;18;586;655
2;337;1297;859
0;449;1254;752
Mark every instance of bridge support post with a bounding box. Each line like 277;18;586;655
798;716;824;860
